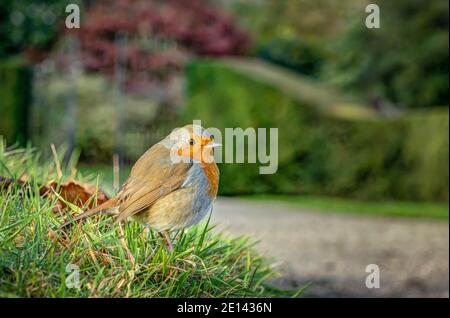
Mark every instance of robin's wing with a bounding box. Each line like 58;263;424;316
115;143;191;223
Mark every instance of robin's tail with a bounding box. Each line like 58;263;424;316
60;196;119;228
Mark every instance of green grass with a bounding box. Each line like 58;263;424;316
0;144;282;297
77;164;132;196
241;194;449;220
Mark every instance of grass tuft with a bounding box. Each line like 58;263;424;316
0;143;279;297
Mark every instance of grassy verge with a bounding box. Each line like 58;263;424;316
241;194;449;220
0;145;280;297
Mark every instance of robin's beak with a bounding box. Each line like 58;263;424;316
204;142;222;148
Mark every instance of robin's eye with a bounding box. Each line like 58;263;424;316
210;135;214;141
189;139;195;146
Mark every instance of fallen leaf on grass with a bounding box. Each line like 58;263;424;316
1;176;109;212
41;180;109;212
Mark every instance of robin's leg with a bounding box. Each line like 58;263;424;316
159;231;173;251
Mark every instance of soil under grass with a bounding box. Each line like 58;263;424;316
0;145;282;297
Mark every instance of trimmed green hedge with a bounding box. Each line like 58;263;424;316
0;59;32;145
184;60;449;201
258;38;324;77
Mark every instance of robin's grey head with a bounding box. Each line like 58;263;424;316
164;124;221;163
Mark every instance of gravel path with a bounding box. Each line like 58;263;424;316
210;197;449;297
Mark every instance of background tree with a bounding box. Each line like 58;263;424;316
221;0;449;109
217;0;366;77
323;0;449;108
0;0;72;60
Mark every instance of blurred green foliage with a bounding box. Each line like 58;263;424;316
0;0;73;59
184;60;448;201
323;0;449;109
0;59;32;145
32;73;178;163
258;38;324;77
222;0;363;44
223;0;362;78
0;1;77;148
224;0;448;109
1;0;447;205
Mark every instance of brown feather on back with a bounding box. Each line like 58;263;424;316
115;143;192;223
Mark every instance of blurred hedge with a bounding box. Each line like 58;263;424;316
0;59;32;145
258;38;324;77
322;0;449;109
184;60;449;202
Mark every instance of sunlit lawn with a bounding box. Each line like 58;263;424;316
241;194;449;220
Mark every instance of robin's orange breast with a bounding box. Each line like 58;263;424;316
201;161;219;198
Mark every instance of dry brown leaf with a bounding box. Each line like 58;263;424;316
1;176;110;215
41;180;109;212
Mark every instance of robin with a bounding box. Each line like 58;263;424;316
61;124;221;250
